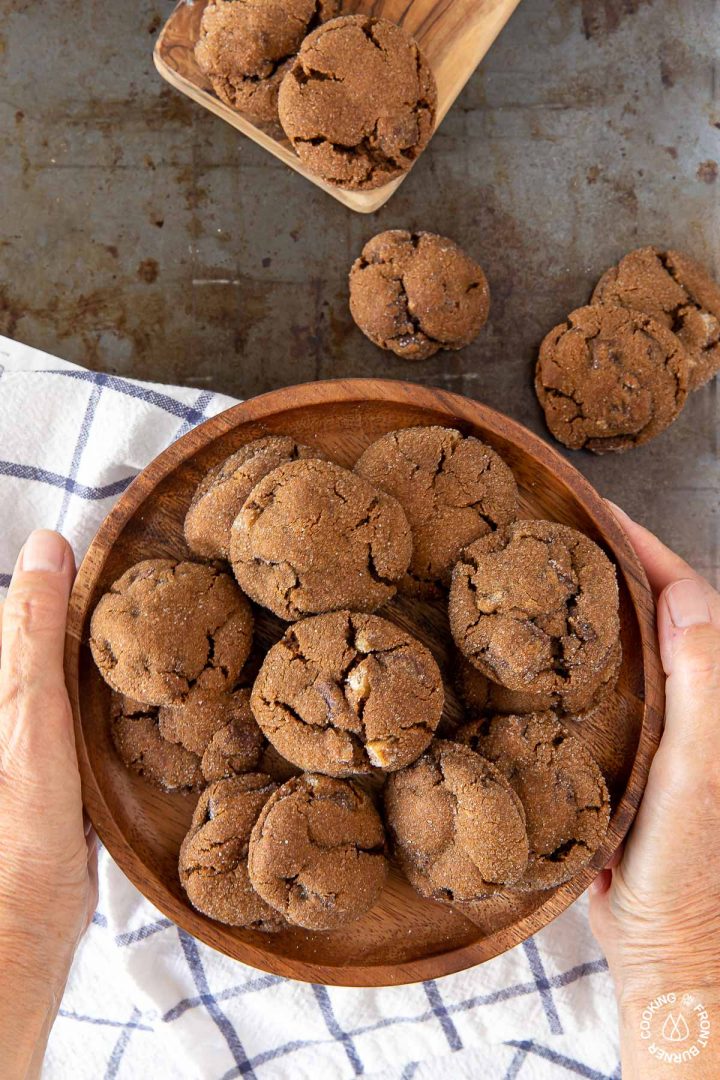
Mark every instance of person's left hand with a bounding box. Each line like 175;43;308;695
0;530;97;1079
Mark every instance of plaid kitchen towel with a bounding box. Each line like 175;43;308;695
0;335;621;1080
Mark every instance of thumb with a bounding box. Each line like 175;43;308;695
658;576;720;748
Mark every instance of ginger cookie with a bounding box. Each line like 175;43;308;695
184;435;325;561
354;426;516;594
201;716;267;783
592;246;720;390
230;458;412;620
278;16;436;190
110;694;204;793
251;611;443;775
457;714;610;890
349;231;490;360
159;686;263;762
247;773;388;930
535;302;689;452
90;560;254;706
195;0;339;124
384;740;529;903
454;640;622;721
449;521;620;705
179;773;284;930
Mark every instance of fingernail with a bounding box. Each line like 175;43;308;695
21;530;66;573
665;578;711;628
605;499;632;524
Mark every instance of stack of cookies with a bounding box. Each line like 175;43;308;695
90;426;618;933
535;246;720;453
195;4;437;191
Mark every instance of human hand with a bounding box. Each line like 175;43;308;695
589;506;720;1077
0;530;97;1079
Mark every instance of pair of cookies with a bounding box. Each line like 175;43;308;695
535;246;720;453
386;718;610;904
180;772;388;932
196;8;437;191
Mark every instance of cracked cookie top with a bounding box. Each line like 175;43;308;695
454;639;622;721
229;458;412;620
247;773;388;929
179;773;284;930
90;559;254;706
184;436;326;561
592;246;720;390
110;694;204;793
384;739;529;903
354;426;516;594
449;520;620;703
535;302;689;452
159;685;264;764
195;0;340;124
349;232;490;360
250;611;444;775
457;714;610;890
278;15;437;190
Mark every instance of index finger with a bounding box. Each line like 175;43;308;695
606;501;719;610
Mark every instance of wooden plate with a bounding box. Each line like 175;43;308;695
65;379;663;986
153;0;523;214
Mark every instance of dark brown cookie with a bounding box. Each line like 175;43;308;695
349;232;490;360
384;740;529;903
535;302;689;452
354;427;516;594
592;246;720;390
251;611;443;775
184;436;325;561
229;458;412;620
454;640;622;721
159;686;263;761
278;16;436;190
449;521;620;704
179;773;284;930
110;694;204;792
90;560;254;706
201;714;267;783
457;714;610;890
195;0;339;124
247;773;388;929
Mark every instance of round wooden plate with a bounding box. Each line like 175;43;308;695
65;379;663;987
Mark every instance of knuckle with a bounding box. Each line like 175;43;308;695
3;583;66;636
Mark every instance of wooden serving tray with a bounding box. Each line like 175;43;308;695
65;380;663;986
153;0;523;213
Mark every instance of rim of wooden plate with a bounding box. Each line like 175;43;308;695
65;378;664;986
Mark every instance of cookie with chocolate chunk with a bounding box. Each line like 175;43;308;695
593;246;720;389
278;16;436;190
251;611;443;775
349;232;490;360
449;520;620;705
535;302;689;452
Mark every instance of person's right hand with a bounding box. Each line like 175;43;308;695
589;505;720;1077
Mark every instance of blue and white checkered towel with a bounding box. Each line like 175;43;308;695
0;335;621;1080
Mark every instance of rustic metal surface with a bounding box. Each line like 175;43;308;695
1;0;718;580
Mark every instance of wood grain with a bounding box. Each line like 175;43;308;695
65;379;663;986
153;0;523;214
